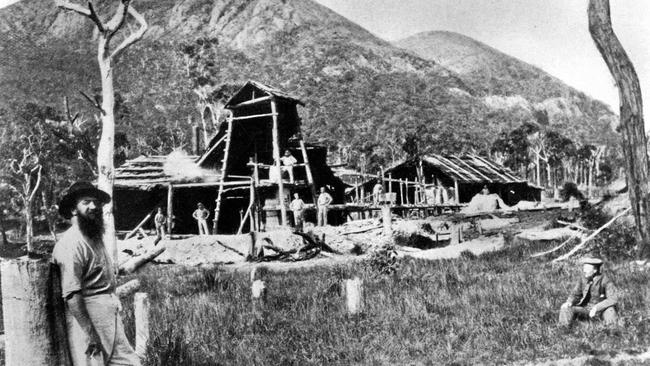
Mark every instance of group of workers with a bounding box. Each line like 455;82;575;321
183;187;333;235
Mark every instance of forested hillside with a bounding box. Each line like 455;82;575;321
0;0;619;172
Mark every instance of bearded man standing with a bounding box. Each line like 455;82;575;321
52;181;140;366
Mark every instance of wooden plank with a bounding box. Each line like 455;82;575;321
299;139;318;203
196;134;227;166
125;212;153;240
231;112;278;121
229;96;272;108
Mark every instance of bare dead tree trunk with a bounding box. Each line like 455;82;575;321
55;0;147;264
42;191;57;242
589;0;650;258
535;153;541;187
8;148;42;253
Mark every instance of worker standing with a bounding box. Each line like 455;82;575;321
192;202;210;235
317;187;333;226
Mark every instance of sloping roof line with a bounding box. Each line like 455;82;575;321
424;155;476;182
225;80;304;108
381;154;525;184
436;155;482;181
447;155;493;182
468;155;522;182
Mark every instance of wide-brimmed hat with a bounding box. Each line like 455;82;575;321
580;255;604;265
58;181;111;219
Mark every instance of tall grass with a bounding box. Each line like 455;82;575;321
122;239;650;365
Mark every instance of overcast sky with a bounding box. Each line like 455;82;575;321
314;0;650;120
2;0;649;121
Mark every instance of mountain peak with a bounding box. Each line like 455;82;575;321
0;1;617;167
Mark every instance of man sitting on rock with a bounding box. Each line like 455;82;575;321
558;254;619;327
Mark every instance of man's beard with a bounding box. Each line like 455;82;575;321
78;212;105;241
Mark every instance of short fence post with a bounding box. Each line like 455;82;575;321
343;277;364;315
382;206;392;236
134;292;150;359
1;258;70;366
250;267;267;317
450;223;463;245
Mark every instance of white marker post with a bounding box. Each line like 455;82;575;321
343;277;364;315
134;292;150;360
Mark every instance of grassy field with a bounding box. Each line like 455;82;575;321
119;237;650;366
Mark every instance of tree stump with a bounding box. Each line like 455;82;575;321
1;258;70;366
343;277;364;315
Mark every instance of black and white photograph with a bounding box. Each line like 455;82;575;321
0;0;649;364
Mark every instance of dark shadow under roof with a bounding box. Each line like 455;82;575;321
225;80;304;108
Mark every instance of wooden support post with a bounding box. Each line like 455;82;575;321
355;177;360;204
419;161;427;205
253;160;260;185
299;139;318;203
343;277;364;315
405;179;410;205
134;292;150;360
167;184;173;236
399;179;404;205
454;179;460;204
270;100;287;226
1;259;70;366
388;173;392;194
382;206;392;236
249;181;257;232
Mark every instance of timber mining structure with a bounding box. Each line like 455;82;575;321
113;81;345;235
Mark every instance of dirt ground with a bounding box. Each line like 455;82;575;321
115;207;580;272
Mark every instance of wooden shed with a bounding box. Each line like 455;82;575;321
350;154;542;206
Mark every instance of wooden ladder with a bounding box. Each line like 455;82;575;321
212;118;234;234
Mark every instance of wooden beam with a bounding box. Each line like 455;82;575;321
270;100;287;225
125;212;153;240
229;96;273;109
172;181;250;188
119;246;166;274
299;139;318;203
196;134;227;166
231;113;278;121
